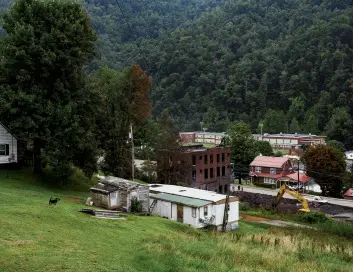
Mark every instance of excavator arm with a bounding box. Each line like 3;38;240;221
273;184;310;213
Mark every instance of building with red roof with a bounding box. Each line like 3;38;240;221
284;172;311;183
344;188;353;200
249;156;294;187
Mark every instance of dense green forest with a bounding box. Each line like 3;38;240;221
2;0;353;141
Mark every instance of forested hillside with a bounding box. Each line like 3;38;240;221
2;0;353;140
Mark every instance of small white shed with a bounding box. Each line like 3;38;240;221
149;184;239;231
0;122;17;164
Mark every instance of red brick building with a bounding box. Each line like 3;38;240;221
249;156;294;187
157;145;231;194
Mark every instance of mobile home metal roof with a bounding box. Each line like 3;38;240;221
149;184;237;202
150;193;212;207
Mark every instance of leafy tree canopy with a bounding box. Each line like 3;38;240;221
302;144;346;197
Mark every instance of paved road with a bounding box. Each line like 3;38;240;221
238;185;353;209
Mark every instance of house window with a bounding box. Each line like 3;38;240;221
210;154;213;163
204;169;208;179
0;144;9;156
217;167;220;177
270;168;276;174
222;153;225;162
192;208;196;218
217;154;220;162
255;167;261;173
204;155;208;164
204;206;208;217
222;166;225;176
210;168;214;178
264;178;276;184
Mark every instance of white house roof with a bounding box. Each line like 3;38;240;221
148;184;236;202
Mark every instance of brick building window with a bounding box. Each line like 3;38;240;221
204;155;208;164
192;156;196;165
222;153;225;162
217;167;220;177
210;154;213;163
217;154;220;162
204;169;208;179
210;168;214;178
222;166;225;176
199;156;202;160
224;184;228;193
192;170;196;180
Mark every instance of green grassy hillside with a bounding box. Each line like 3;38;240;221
0;169;353;271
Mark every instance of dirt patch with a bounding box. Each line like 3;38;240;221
240;214;272;222
6;240;33;246
233;191;353;215
64;197;84;203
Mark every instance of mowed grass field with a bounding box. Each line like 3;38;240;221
1;169;353;272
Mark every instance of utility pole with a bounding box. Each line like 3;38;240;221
130;124;134;181
297;159;300;193
259;123;264;141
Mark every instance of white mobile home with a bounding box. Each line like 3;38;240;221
149;184;239;231
0;122;18;164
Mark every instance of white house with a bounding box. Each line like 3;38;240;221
149;184;239;231
0;122;18;164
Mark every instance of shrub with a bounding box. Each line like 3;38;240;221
239;201;251;211
297;211;331;224
130;197;143;213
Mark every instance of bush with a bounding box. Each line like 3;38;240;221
297;211;331;224
130;197;143;213
239;201;251;211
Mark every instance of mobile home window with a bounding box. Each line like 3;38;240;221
192;208;196;218
0;144;9;156
204;206;208;217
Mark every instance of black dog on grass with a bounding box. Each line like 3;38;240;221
49;197;61;206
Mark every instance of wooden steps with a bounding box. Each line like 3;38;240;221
80;209;127;220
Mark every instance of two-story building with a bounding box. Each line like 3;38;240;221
157;145;231;194
252;133;326;150
179;132;226;145
249;156;294;187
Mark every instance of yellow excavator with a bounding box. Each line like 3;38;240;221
273;184;310;213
